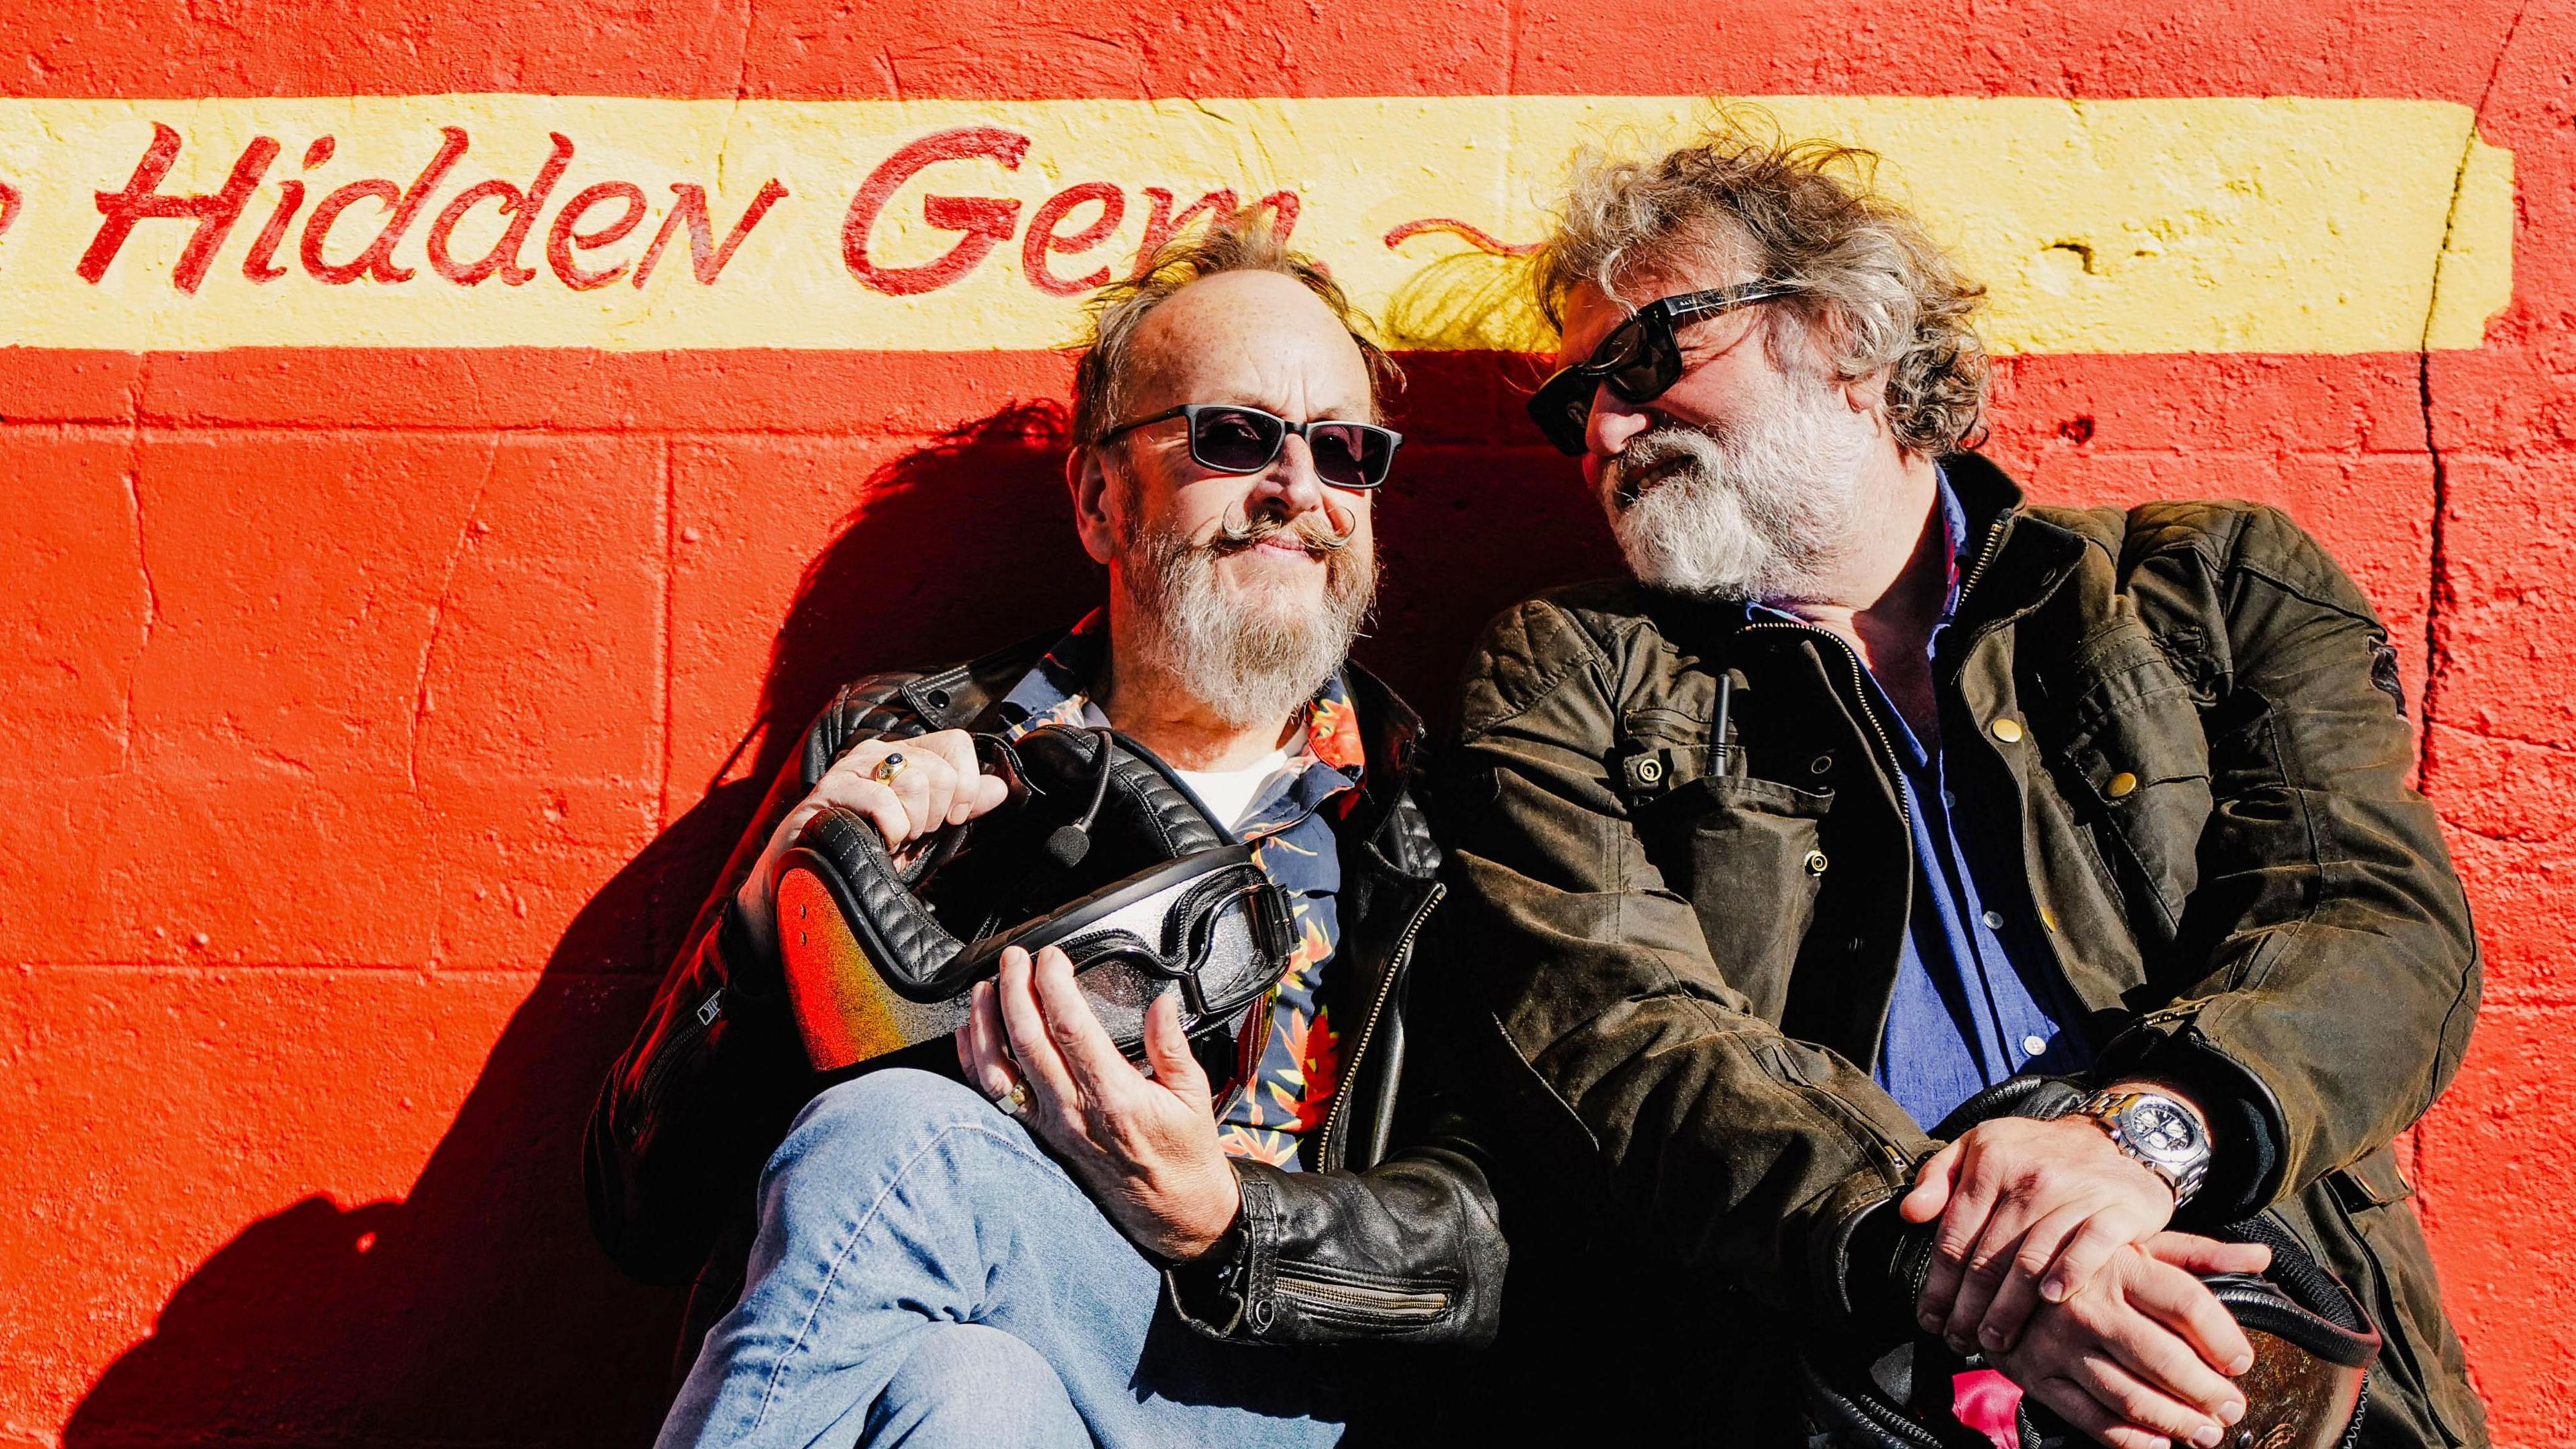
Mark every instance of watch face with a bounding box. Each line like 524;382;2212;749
2125;1099;2198;1155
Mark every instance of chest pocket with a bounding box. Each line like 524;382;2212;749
2042;616;2214;944
1633;752;1835;1023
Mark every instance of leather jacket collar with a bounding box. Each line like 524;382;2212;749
900;620;1433;881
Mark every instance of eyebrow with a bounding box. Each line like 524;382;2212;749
1205;392;1381;423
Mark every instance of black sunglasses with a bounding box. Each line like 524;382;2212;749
1097;403;1403;490
1526;281;1800;455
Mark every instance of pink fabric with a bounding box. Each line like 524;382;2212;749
1951;1369;2025;1449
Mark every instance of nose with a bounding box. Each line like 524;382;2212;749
1586;382;1654;459
1244;431;1336;518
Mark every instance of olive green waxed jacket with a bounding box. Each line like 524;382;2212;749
1438;453;2485;1446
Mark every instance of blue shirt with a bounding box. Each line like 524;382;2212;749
1754;474;2092;1130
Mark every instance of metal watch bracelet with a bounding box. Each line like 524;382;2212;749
2078;1087;2211;1210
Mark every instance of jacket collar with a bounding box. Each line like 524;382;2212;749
913;619;1427;857
1335;659;1431;870
1938;451;2089;633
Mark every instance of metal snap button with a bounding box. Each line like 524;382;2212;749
2106;770;2139;798
1990;718;2024;744
1808;754;1833;775
1803;849;1829;875
925;688;950;709
1637;756;1665;784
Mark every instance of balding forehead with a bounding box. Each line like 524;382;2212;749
1122;270;1379;419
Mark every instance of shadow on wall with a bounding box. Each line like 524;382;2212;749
62;370;1615;1448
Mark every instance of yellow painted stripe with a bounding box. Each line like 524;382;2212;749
0;95;2510;353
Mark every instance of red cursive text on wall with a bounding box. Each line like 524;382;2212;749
77;124;789;294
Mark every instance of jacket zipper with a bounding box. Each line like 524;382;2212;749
1728;623;1918;1179
624;989;720;1148
1320;880;1446;1167
1272;1264;1452;1321
1955;507;2011;606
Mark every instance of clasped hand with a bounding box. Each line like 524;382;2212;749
1904;1113;2267;1449
734;729;1009;961
734;729;1240;1263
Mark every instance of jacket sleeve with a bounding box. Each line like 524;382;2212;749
1165;1114;1507;1349
581;685;919;1283
1165;922;1507;1350
1434;596;1931;1326
2094;505;2481;1220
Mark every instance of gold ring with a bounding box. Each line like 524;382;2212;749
994;1079;1031;1119
870;751;908;786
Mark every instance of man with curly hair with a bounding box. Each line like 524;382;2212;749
1440;118;2484;1447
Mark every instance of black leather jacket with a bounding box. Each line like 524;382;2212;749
583;628;1506;1368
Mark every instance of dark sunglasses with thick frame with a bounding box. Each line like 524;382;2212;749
1096;403;1405;490
1526;280;1801;455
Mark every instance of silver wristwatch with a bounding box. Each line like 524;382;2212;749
2078;1088;2212;1209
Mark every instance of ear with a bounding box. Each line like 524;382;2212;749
1838;366;1892;421
1067;444;1118;566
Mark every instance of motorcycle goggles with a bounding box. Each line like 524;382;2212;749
1097;402;1403;490
1526;280;1801;455
963;845;1297;1051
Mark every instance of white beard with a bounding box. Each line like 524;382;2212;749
1599;376;1874;604
1118;514;1377;731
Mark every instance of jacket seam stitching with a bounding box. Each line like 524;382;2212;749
1458;602;1619;742
2230;560;2381;629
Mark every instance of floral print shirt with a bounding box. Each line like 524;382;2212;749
994;610;1366;1169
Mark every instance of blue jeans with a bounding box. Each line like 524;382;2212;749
655;1069;1350;1449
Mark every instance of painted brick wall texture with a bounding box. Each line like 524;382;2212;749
0;3;2567;1446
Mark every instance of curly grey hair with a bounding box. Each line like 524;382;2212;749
1533;111;1990;457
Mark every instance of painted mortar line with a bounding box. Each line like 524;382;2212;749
659;433;677;839
23;414;2525;458
9;961;621;980
7;417;1089;440
2422;718;2576;753
114;354;156;783
2415;0;2530;783
405;432;500;803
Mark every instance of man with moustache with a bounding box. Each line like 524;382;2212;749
1442;123;2483;1447
586;217;1500;1448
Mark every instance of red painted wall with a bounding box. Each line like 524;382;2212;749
3;3;2570;1445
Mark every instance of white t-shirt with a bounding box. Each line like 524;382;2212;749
1175;747;1299;834
1077;700;1301;834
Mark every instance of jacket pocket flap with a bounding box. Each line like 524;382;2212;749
1674;772;1836;819
2329;1146;2415;1210
2051;621;2212;798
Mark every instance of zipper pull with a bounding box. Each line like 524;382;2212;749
694;989;724;1028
